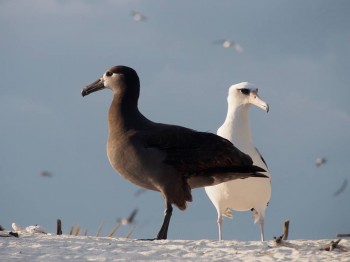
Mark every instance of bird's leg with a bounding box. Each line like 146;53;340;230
136;203;172;241
217;214;223;240
260;220;265;242
156;202;173;240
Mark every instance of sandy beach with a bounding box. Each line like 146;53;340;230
1;233;349;261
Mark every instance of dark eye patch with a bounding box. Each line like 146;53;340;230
240;88;250;95
106;71;113;77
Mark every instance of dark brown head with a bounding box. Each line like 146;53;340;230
81;66;140;102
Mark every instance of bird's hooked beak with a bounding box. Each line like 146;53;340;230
81;78;105;97
249;91;269;112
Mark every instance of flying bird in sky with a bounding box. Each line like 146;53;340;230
333;179;348;197
315;157;327;167
39;171;52;178
119;208;138;226
213;39;243;53
130;11;147;22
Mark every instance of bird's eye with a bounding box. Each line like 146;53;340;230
106;71;113;77
240;88;250;95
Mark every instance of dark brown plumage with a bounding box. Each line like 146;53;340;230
82;65;267;240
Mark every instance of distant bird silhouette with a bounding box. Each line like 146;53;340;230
119;208;138;226
131;11;147;22
40;171;52;178
213;39;243;53
315;158;327;167
333;179;348;197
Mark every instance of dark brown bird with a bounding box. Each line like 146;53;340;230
81;65;267;240
39;171;52;178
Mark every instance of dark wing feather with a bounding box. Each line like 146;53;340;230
255;147;269;169
333;179;348;197
141;124;264;176
127;208;138;224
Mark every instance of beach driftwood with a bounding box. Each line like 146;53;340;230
274;220;290;245
75;226;80;236
336;234;350;238
0;231;19;238
320;239;342;251
57;219;62;235
9;232;19;238
69;226;74;235
283;220;289;240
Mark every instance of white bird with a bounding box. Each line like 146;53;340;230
213;39;243;53
205;82;271;241
12;223;47;234
130;10;147;22
315;157;327;167
25;225;47;234
12;223;25;233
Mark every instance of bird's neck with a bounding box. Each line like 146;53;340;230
221;104;253;148
108;94;149;134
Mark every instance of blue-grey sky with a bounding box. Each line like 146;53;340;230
1;0;349;240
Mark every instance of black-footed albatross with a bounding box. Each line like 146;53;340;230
81;65;267;240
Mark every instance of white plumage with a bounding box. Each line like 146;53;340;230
12;223;47;234
213;39;243;53
205;82;271;241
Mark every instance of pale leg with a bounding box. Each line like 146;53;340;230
260;220;265;242
217;214;223;240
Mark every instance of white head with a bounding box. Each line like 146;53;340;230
227;82;269;112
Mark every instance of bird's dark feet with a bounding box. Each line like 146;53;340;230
136;238;155;241
136;203;172;241
136;237;166;241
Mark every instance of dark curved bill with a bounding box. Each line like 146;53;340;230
81;78;105;97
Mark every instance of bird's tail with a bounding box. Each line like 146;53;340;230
201;164;267;176
188;166;268;189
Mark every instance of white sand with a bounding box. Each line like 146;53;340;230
1;233;349;261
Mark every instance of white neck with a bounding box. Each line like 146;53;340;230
218;103;254;150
